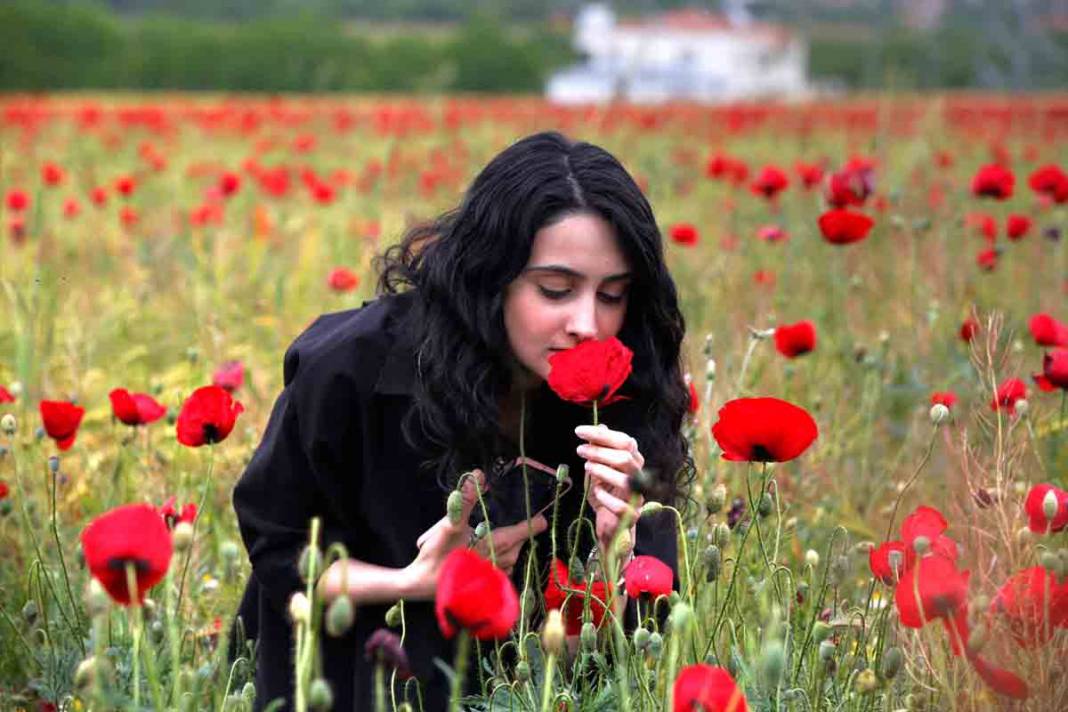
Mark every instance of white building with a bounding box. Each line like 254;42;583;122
547;4;810;105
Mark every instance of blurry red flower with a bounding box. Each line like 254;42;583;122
971;163;1015;200
41;162;65;186
0;385;14;403
976;248;999;271
1028;164;1068;203
90;186;108;207
63;197;81;219
824;160;874;207
960;317;980;343
119;206;139;228
310;182;335;204
756;224;787;243
900;505;947;547
81;503;173;605
794;161;824;189
159;496;198;530
895;554;969;628
547;337;633;408
752;269;775;287
711;397;818;463
687;378;700;415
750;165;789;199
990;566;1068;648
1041;349;1068;390
966;211;997;242
673;664;749;712
1005;214;1031;240
39;400;85;451
212;360;245;393
623;555;673;599
114;175;136;198
176;385;244;447
930;391;957;409
773;321;816;358
969;655;1031;700
109;388;166;426
435;548;518;640
1028;313;1068;347
869;541;908;584
544;558;611;635
0;481;8;499
817;209;874;245
669;223;699;246
5;189;29;212
989;378;1027;415
219;171;241;198
1024;483;1068;533
327;267;360;292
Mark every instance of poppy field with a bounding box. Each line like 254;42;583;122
2;93;1068;711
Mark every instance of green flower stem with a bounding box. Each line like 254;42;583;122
125;564;142;710
448;631;471;712
175;446;215;617
539;652;556;712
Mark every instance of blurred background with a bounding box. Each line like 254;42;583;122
3;0;1068;97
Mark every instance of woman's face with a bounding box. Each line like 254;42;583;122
503;211;632;382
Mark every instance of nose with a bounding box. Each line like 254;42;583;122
565;294;598;343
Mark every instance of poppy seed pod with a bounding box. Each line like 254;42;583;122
298;546;321;582
325;596;355;637
854;669;877;694
819;639;836;661
173;521;194;552
515;660;531;682
646;631;663;660
929;403;950;426
1;414;16;434
706;483;727;513
556;464;569;484
703;545;722;582
1044;490;1060;521
911;536;931;555
83;578;110;618
879;647;903;679
364;628;412;679
640;501;663;517
671;601;694;632
288;593;311;626
633;626;650;651
580;621;597;650
805;550;820;568
446;490;464;525
542;609;565;656
385;602;402;627
308;679;333;712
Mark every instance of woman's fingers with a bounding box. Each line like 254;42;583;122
591;483;640;521
575;426;644;465
585;460;630;494
472;514;547;568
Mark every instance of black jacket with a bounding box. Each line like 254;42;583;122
232;290;679;711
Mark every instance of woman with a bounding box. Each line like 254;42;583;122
232;131;692;711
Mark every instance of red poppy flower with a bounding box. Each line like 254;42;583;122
989;566;1068;648
1024;483;1068;533
175;385;244;447
1041;349;1068;390
119;206;139;228
752;270;775;287
750;165;789;199
669;223;699;247
623;555;673;600
90;186;108;207
0;481;8;499
159;496;198;530
900;505;947;546
966;211;997;242
41;162;65;186
0;385;14;403
39;400;86;451
970;163;1015;200
794;161;824;190
976;248;999;272
1028;313;1068;347
114;175;136;198
327;267;360;292
817;209;874;245
109;388;166;426
1028;164;1068;203
930;391;957;409
80;503;173;605
218;171;241;198
969;655;1030;700
989;378;1027;415
547;337;633;408
895;554;969;628
960;317;980;343
672;664;749;712
63;197;81;219
5;189;29;212
773;321;816;358
212;360;245;393
756;224;787;243
1005;214;1032;240
711;397;818;463
824;160;874;207
545;558;612;635
687;379;700;415
869;541;908;585
435;548;519;640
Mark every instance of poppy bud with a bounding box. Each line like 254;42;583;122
0;414;15;435
385;602;402;627
819;639;836;662
760;640;785;686
364;628;412;679
706;483;727;513
811;623;832;646
48;455;59;473
632;626;650;651
879;646;903;679
446;490;464;525
640;501;663;517
21;599;38;625
670;601;693;632
474;521;489;541
912;536;931;555
646;631;663;660
713;522;731;548
173;521;194;552
705;358;716;381
757;492;773;517
1015;399;1029;416
703;545;721;582
569;556;586;585
74;656;113;691
1040;550;1060;573
325;596;355;637
966;623;988;655
929;403;950;426
308;678;333;712
1043;490;1060;521
854;668;877;694
515;659;531;682
149;620;165;644
556;464;570;484
83;578;110;618
298;546;321;583
288;592;311;626
805;550;820;568
615;530;632;557
1016;527;1032;546
542;609;565;656
241;682;256;705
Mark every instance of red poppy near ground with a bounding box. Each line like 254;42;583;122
63;197;81;219
672;664;749;712
212;360;245;393
1023;483;1068;533
115;175;136;198
752;270;775;287
869;541;908;584
327;267;359;293
794;160;824;189
544;558;612;635
976;248;999;271
175;385;244;447
1028;313;1068;347
0;385;14;403
989;378;1027;415
80;503;173;605
960;317;980;343
108;388;166;426
90;186;108;207
930;391;957;409
773;321;816;358
623;555;674;600
669;223;699;246
750;165;789;199
435;548;519;640
989;566;1068;648
39;400;86;451
970;163;1015;200
218;171;241;197
42;161;65;186
711;397;818;463
1028;164;1068;203
1041;349;1068;390
817;209;874;245
966;212;997;242
119;206;139;228
894;554;969;629
5;189;29;212
1005;214;1032;240
159;496;198;530
547;337;633;408
756;224;787;243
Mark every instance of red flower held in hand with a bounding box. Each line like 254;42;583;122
327;267;359;292
773;321;816;358
711;397;818;463
80;503;173;605
212;360;245;393
673;664;749;712
544;558;612;635
40;400;86;451
435;548;519;640
547;337;633;407
1024;483;1068;533
669;223;699;247
1028;313;1068;347
817;209;874;245
750;165;789;199
971;163;1015;200
176;385;244;447
623;555;673;600
1006;214;1032;240
989;378;1027;415
159;496;198;530
109;388;166;426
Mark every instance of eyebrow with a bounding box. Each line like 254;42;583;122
524;265;632;282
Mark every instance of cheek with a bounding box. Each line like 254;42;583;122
505;290;559;349
598;304;628;339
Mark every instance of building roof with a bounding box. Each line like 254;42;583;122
615;8;792;44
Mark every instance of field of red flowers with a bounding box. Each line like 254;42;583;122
1;93;1067;711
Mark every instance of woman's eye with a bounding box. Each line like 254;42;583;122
598;292;626;305
538;286;570;300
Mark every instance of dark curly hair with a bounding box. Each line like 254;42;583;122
375;131;693;505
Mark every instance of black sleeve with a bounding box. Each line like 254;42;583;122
232;339;364;615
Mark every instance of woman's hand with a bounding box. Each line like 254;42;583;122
575;424;644;560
